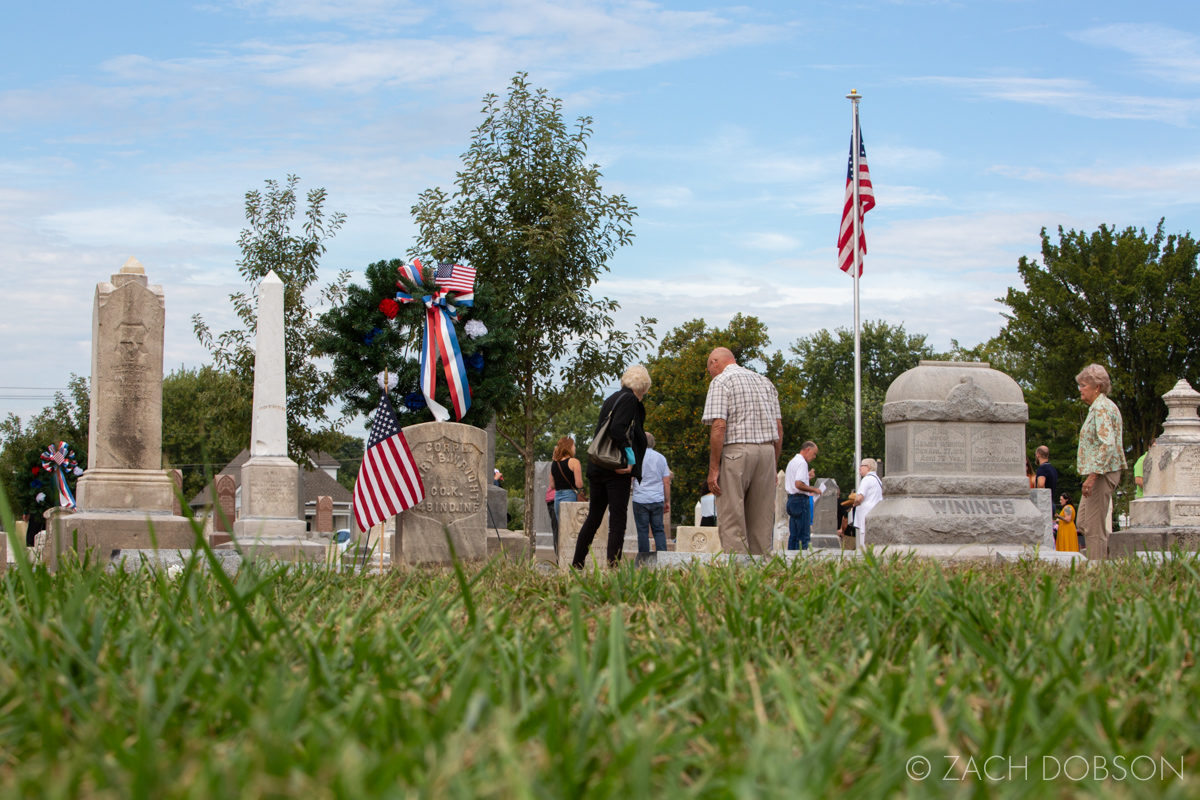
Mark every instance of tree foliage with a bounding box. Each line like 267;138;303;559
645;314;802;526
1000;220;1200;461
192;175;350;461
410;74;652;539
0;375;89;519
790;320;935;493
161;365;253;500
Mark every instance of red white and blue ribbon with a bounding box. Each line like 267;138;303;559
396;258;476;422
40;441;78;509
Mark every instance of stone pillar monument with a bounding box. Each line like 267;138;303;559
866;361;1044;556
1111;379;1200;555
230;271;316;560
50;259;192;566
394;422;488;564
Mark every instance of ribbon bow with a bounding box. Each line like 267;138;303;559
396;258;476;421
40;441;79;508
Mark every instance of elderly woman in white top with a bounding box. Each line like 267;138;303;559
849;457;884;540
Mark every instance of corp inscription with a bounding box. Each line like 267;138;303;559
413;438;483;518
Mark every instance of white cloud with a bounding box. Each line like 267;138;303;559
911;75;1200;126
741;232;801;252
1072;24;1200;84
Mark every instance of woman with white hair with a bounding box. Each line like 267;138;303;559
1075;363;1126;560
571;364;650;569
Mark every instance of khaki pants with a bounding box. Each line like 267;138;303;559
716;442;777;555
1079;470;1120;561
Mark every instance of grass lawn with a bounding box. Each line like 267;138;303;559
2;529;1198;798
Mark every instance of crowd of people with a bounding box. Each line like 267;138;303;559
542;356;1141;567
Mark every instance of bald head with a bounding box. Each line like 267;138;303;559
706;347;736;378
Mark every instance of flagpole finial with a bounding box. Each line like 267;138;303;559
846;89;861;102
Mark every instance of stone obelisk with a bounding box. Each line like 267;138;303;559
230;270;319;561
48;258;192;568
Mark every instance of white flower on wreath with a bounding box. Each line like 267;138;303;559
464;320;488;339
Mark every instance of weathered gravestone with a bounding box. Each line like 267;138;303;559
772;470;788;551
676;525;722;554
865;361;1043;555
229;271;319;562
214;474;236;533
812;478;840;549
557;501;602;569
394;422;487;565
315;495;334;533
1112;379;1200;555
49;258;192;569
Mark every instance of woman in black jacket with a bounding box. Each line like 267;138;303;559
571;364;650;569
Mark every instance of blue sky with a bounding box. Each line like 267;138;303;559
3;0;1199;422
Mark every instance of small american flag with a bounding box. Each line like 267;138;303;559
352;394;425;532
837;119;875;276
435;262;476;294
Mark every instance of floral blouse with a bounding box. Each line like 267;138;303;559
1077;393;1127;476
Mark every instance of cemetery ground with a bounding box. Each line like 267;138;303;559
2;528;1199;798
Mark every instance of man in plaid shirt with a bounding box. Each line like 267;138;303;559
702;347;782;554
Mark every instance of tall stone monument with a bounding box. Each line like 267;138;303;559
395;422;488;564
230;271;315;560
50;259;192;566
1111;379;1200;554
866;361;1043;555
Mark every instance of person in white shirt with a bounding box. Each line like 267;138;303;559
849;458;883;541
632;433;672;553
784;441;823;550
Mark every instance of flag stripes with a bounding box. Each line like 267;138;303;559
838;119;875;275
352;395;425;532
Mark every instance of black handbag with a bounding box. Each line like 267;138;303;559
587;396;630;470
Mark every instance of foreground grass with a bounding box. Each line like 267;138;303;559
1;543;1198;799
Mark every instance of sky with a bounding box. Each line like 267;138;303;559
2;0;1199;425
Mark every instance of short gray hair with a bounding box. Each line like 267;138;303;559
620;364;651;394
645;432;656;449
1075;363;1112;394
860;457;878;472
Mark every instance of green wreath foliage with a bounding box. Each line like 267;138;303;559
316;258;517;427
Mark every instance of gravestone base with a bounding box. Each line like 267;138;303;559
1110;527;1200;556
396;516;488;565
46;508;194;571
871;543;1039;562
76;468;180;512
866;495;1043;547
811;533;841;549
223;537;327;563
486;530;531;560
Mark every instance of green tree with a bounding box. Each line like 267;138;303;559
790;320;936;492
644;314;802;526
161;365;253;500
1001;221;1200;458
997;221;1200;518
0;375;89;519
192;175;350;461
411;74;653;542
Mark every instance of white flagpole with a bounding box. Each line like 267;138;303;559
847;90;863;497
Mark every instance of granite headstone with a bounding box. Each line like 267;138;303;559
395;421;488;565
866;361;1043;555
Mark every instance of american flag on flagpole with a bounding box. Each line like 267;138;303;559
837;119;875;275
352;394;425;532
